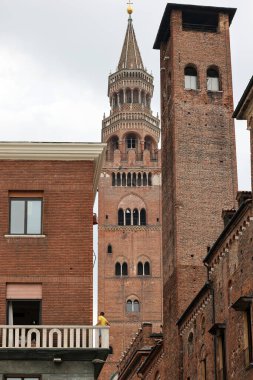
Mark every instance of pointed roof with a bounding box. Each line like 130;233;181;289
118;17;144;71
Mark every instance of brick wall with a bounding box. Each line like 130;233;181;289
0;160;94;325
160;8;238;378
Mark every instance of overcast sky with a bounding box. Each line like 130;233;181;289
0;0;251;189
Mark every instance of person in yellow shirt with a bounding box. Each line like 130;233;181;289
97;312;110;347
97;311;110;327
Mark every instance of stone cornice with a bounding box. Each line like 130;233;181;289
0;142;106;203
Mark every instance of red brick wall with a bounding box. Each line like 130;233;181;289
98;170;162;379
0;160;94;325
161;9;238;378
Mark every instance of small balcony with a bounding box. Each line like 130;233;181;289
0;325;109;349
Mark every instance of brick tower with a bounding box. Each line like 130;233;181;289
98;8;162;379
154;4;238;378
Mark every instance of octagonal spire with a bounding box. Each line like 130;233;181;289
117;17;144;71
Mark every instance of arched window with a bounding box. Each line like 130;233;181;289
126;300;133;312
137;173;142;186
109;136;119;151
148;173;152;186
126;299;140;313
117;173;121;187
133;300;140;312
137;262;143;275
144;262;150;275
127;172;132;187
115;262;121;276
112;173;116;186
125;209;131;226
133;89;139;103
188;332;194;356
133;209;139;225
122;173;126;186
207;68;220;91
122;262;128;276
115;262;128;276
143;173;147;186
126;134;137;149
118;209;124;226
184;66;197;90
132;173;136;187
126;89;132;103
140;209;146;225
107;244;112;254
144;137;153;151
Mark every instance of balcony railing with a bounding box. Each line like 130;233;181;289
0;325;109;349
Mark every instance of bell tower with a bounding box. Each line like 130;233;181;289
98;5;162;379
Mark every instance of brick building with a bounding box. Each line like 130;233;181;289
176;75;253;379
0;142;109;379
154;3;238;378
115;5;253;380
117;323;164;380
98;8;162;379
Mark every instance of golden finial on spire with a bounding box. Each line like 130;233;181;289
127;0;133;16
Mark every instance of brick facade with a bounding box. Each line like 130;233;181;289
0;142;108;379
98;15;162;379
0;159;94;325
154;4;238;378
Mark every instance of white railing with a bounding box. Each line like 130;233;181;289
0;325;109;349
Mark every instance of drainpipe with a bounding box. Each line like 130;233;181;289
204;262;217;380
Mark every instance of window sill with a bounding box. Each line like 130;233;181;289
184;88;201;92
4;234;46;238
207;90;223;94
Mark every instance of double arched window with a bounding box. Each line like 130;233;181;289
184;65;221;92
126;299;140;313
137;261;150;276
118;208;146;226
115;262;128;276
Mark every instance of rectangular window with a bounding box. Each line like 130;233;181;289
207;77;219;92
7;300;41;325
9;198;42;235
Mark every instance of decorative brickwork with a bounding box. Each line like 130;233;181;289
98;15;162;380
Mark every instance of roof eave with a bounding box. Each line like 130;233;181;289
153;3;236;50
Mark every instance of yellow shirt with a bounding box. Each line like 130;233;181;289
98;315;109;326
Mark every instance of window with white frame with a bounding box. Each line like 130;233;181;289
9;198;43;235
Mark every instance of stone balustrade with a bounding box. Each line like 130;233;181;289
0;325;109;349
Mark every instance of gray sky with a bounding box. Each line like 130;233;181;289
0;0;251;189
